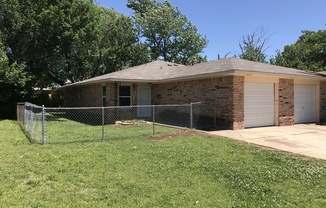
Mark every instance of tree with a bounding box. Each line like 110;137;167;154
0;0;155;118
127;0;208;65
0;0;99;86
239;27;272;63
270;29;326;71
0;37;30;118
92;7;149;76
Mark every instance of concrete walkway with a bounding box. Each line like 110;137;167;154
209;124;326;160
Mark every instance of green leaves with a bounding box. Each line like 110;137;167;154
0;38;30;118
0;57;27;89
93;7;149;76
0;0;208;87
271;29;326;71
128;0;208;65
0;0;99;86
0;0;209;118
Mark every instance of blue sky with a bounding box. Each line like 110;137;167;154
95;0;326;61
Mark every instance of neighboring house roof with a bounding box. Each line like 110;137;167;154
318;71;326;76
63;58;325;88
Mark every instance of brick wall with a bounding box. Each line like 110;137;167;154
107;83;117;106
320;81;326;123
232;76;244;129
64;83;118;107
63;76;247;130
132;84;138;105
64;85;101;107
152;76;244;130
278;78;294;126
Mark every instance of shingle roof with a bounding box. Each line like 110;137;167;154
64;60;185;87
63;58;324;87
172;58;321;80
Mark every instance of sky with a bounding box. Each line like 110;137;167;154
95;0;326;61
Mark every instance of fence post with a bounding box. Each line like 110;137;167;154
29;105;33;132
102;107;105;142
24;102;27;126
152;105;155;135
42;105;46;144
16;102;25;124
190;103;193;129
214;102;217;127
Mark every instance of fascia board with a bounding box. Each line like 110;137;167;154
233;70;326;80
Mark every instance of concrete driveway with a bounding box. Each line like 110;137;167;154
209;124;326;160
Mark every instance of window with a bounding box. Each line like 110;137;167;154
119;86;131;106
102;86;106;107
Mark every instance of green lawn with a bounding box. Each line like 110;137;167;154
45;117;177;144
0;120;325;207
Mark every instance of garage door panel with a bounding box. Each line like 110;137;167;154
245;117;275;128
245;95;274;103
244;83;275;128
245;113;274;119
244;102;274;108
294;85;316;124
246;111;274;117
247;96;273;102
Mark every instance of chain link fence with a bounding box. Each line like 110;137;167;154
23;102;45;143
21;102;201;144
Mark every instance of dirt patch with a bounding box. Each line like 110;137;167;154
108;120;151;128
147;130;208;141
115;120;150;126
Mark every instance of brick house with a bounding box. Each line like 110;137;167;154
63;58;326;130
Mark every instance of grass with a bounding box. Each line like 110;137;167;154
0;119;326;207
46;117;179;144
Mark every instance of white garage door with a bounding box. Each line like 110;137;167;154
294;85;316;123
244;83;275;128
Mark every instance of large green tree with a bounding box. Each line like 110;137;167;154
0;37;30;118
270;29;326;71
127;0;208;65
0;0;99;86
92;7;149;76
0;0;152;118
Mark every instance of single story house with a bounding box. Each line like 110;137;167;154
63;58;326;130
